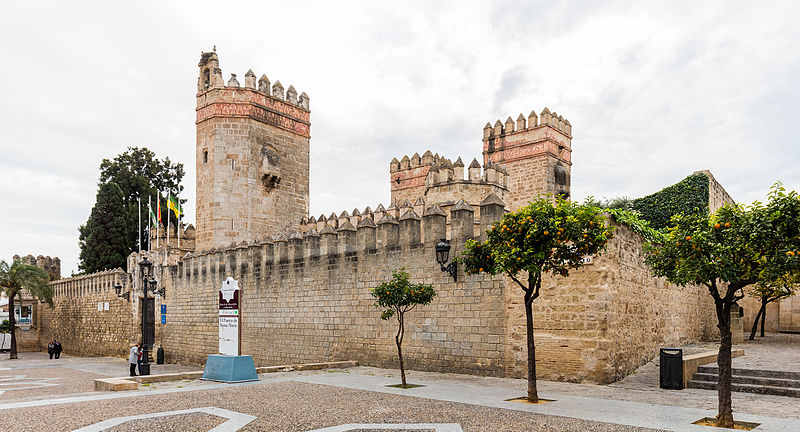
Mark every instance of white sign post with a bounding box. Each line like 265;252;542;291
219;277;240;356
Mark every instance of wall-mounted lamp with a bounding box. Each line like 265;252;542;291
435;239;457;282
114;283;130;301
149;278;165;298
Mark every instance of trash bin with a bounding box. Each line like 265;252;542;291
659;348;683;390
156;347;164;364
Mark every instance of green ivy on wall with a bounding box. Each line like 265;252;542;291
629;172;709;230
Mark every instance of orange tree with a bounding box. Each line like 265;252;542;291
645;185;800;428
371;268;436;388
461;197;613;402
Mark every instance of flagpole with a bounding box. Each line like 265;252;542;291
148;196;152;252
156;193;160;250
138;197;142;253
177;189;181;250
166;190;170;265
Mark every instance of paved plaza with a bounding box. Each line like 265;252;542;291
0;334;797;431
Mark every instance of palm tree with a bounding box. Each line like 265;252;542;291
0;259;53;359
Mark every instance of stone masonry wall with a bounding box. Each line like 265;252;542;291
34;205;717;383
37;269;138;358
503;221;716;384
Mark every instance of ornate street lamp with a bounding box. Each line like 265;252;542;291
138;257;153;376
435;239;457;282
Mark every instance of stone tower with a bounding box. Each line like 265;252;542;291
482;108;572;210
195;49;311;250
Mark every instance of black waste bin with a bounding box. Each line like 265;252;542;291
156;347;164;364
659;348;683;390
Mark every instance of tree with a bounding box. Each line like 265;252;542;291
461;197;613;402
371;268;436;388
747;280;796;340
79;182;129;273
0;259;53;359
645;185;800;428
94;147;185;255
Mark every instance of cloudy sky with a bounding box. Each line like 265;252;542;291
1;1;799;275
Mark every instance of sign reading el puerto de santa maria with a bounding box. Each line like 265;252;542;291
219;277;240;356
201;277;259;383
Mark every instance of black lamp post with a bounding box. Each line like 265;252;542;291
138;257;153;376
435;238;457;282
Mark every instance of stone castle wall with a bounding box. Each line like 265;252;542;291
33;200;717;384
502;222;717;383
38;269;138;358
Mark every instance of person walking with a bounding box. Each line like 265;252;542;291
53;340;63;359
129;343;140;376
47;340;55;359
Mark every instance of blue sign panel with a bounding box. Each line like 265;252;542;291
161;314;166;324
161;304;167;314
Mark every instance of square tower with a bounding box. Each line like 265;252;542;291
483;108;572;210
195;50;311;250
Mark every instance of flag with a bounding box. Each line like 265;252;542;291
149;205;158;226
168;194;183;219
157;197;162;223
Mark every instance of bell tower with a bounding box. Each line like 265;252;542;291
195;49;311;250
483;108;572;210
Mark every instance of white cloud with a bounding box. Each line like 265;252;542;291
1;1;799;275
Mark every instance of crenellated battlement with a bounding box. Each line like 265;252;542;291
13;254;61;280
483;107;573;208
390;150;510;208
197;50;309;111
483;107;571;139
196;49;310;139
181;195;505;271
50;268;128;298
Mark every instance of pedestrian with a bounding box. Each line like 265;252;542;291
54;340;63;359
47;340;55;359
129;343;140;377
137;344;144;375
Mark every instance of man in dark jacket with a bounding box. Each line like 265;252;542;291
54;340;63;359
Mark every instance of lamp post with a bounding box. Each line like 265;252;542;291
138;257;154;376
435;239;457;282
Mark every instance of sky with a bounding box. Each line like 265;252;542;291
1;1;799;276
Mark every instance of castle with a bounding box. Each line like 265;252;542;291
16;49;800;382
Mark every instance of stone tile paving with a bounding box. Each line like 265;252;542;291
341;332;800;421
0;380;669;432
0;351;198;401
105;412;225;432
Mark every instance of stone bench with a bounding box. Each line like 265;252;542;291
94;378;138;391
682;349;744;387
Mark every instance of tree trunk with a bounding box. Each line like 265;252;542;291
396;312;407;388
715;299;734;428
525;290;538;403
748;303;765;341
760;298;767;338
8;289;17;359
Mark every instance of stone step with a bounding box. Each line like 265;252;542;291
697;366;800;380
691;372;800;389
687;379;800;398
